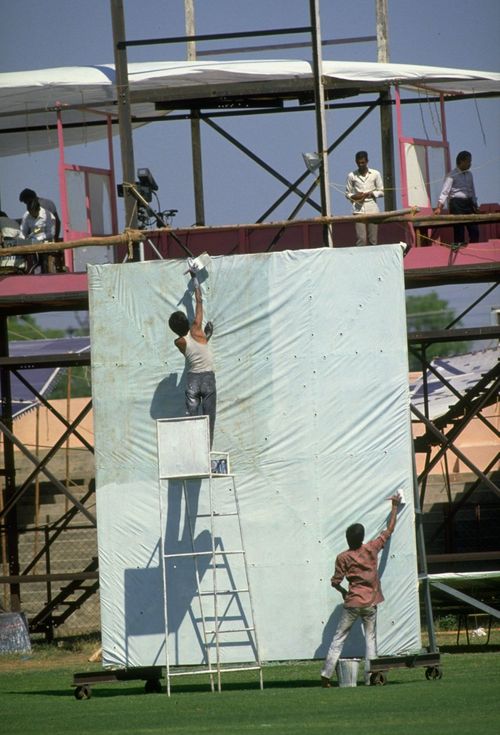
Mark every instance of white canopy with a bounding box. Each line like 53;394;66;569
1;59;499;156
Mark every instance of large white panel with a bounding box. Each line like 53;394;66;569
88;246;421;668
157;416;211;478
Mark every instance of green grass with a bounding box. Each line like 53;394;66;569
1;649;500;735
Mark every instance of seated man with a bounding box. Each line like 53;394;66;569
19;196;56;272
19;188;61;239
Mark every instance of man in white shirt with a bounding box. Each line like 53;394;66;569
19;188;61;240
345;151;384;246
19;196;56;273
434;151;479;246
20;198;55;243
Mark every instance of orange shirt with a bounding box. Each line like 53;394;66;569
331;530;391;608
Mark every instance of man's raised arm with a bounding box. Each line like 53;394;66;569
386;493;402;536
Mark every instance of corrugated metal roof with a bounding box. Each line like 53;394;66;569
410;346;499;420
0;337;90;418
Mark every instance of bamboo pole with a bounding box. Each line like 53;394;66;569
1;211;499;257
0;230;145;256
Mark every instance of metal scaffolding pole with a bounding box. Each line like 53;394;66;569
0;316;20;611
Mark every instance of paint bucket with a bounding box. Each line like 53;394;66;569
335;658;360;687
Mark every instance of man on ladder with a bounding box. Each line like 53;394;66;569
168;261;216;447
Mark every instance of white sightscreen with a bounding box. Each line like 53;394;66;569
404;143;429;208
88;246;421;668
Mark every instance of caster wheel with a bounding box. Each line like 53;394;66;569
74;685;91;700
425;666;442;680
370;671;387;686
145;678;162;694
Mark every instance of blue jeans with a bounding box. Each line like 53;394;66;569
321;605;377;685
185;371;216;447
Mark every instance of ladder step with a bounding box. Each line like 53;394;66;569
164;550;245;559
199;588;249;596
206;627;255;634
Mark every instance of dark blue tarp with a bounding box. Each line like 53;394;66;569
0;337;90;418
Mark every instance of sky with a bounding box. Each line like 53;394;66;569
0;0;499;332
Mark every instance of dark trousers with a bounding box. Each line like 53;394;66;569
185;371;216;447
449;198;479;244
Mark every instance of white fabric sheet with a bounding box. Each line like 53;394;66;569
89;246;421;668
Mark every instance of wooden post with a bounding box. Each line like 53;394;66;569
185;0;206;225
376;0;396;212
309;0;332;246
110;0;139;248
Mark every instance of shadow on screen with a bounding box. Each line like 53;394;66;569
149;371;185;421
314;604;365;659
124;479;209;659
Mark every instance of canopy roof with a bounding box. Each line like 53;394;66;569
1;59;499;156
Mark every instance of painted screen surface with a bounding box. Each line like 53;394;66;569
89;246;421;668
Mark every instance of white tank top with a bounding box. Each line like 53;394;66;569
184;332;214;373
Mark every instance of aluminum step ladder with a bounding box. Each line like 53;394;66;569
156;416;263;695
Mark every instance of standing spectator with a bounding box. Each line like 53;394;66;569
434;151;479;246
345;151;384;246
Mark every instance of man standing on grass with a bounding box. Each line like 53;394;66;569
321;493;402;687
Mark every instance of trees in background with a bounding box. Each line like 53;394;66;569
406;292;467;371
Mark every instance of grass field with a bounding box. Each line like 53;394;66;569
1;638;499;735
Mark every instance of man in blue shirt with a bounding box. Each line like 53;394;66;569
434;151;479;246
